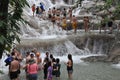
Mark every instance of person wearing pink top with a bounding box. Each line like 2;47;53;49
27;59;38;80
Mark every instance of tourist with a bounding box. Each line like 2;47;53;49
29;53;37;63
9;56;20;80
43;52;50;62
71;15;77;34
83;16;89;32
12;48;23;62
50;54;54;62
65;54;73;80
68;7;72;21
25;51;31;64
51;14;56;28
47;61;53;80
27;59;38;80
23;51;31;80
32;4;36;17
40;3;45;12
107;17;113;34
43;57;49;80
48;8;52;20
55;58;61;80
56;15;61;30
52;7;56;16
4;54;13;66
56;9;61;17
36;6;39;17
62;16;67;30
52;58;57;77
62;8;67;17
31;48;42;71
38;7;43;19
42;10;47;20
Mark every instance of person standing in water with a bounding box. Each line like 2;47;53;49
68;7;72;22
48;8;52;20
47;61;53;80
83;16;89;32
62;16;67;31
27;59;38;80
56;15;61;30
51;14;56;28
71;15;77;34
65;54;73;80
9;56;20;80
32;4;36;17
55;58;61;80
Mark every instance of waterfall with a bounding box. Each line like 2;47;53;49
68;0;73;5
97;40;103;54
84;38;91;54
73;7;81;16
64;40;85;55
17;0;104;56
92;39;103;54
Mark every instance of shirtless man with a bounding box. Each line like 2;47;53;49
56;9;61;17
12;48;23;62
83;16;89;32
71;15;77;34
48;8;52;20
9;56;20;80
62;16;67;30
68;7;72;22
52;7;56;16
51;14;56;28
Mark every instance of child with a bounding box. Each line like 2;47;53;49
47;61;53;80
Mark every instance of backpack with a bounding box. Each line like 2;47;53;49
4;56;13;66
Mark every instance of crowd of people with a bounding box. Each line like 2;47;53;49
4;48;73;80
31;3;78;34
31;2;120;34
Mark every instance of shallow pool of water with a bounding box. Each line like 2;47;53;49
1;62;120;80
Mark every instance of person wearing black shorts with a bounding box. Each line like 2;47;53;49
108;18;113;34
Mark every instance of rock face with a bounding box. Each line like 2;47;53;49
81;33;120;64
68;34;115;55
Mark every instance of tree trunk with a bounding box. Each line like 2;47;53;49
0;0;9;59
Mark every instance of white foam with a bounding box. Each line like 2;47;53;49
112;63;120;69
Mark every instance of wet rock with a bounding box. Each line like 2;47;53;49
81;56;107;62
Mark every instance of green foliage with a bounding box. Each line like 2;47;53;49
0;70;4;74
100;0;120;19
0;0;29;58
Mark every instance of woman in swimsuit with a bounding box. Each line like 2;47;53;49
65;54;73;80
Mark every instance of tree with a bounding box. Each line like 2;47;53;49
0;0;29;59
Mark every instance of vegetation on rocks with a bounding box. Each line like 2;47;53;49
0;0;29;59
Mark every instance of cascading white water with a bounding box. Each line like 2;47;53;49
18;0;104;56
64;40;85;55
92;39;104;54
73;7;81;16
2;1;120;79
